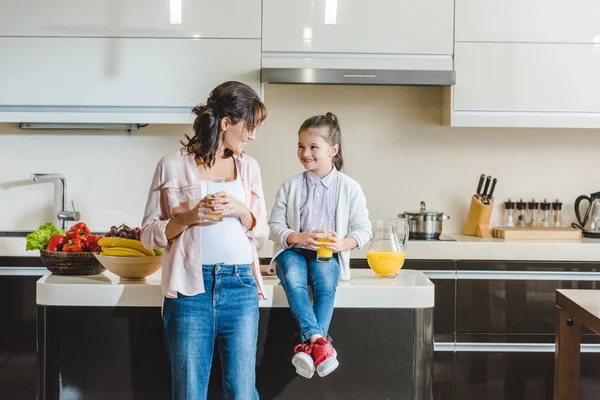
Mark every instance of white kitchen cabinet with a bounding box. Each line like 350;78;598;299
0;37;261;123
444;42;600;128
455;0;600;44
262;0;454;71
0;0;260;39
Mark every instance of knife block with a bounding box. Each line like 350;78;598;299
464;195;494;238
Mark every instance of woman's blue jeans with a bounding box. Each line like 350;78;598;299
163;264;259;400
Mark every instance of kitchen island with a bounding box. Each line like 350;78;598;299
36;269;434;400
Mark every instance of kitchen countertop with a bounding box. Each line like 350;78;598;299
4;234;600;262
36;269;434;308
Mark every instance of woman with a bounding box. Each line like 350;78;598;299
141;81;268;400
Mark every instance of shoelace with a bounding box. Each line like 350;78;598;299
291;343;312;360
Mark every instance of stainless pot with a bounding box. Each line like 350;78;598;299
399;201;450;240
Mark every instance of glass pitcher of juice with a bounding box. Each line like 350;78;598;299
367;218;409;279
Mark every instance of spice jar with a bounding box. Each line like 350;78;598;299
552;199;563;227
516;199;527;227
504;198;515;227
527;198;539;227
540;199;551;228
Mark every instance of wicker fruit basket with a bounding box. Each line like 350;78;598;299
39;249;106;275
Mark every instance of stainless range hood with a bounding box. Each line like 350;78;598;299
261;68;455;86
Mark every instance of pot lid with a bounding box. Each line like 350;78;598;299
402;201;444;217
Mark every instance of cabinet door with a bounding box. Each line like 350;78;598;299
455;349;600;400
0;37;260;109
0;270;46;400
405;260;456;336
262;0;453;55
0;0;260;39
454;42;600;113
455;261;600;336
455;0;600;43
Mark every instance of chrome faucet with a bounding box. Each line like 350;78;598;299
32;173;81;231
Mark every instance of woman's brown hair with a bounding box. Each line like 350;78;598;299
182;81;267;167
298;112;343;170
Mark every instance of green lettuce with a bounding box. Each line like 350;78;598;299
25;222;65;251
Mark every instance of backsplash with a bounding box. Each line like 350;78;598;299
2;84;600;257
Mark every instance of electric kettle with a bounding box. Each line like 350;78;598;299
572;191;600;238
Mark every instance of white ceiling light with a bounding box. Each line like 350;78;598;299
325;0;337;25
170;0;182;24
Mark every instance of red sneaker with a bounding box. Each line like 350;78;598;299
311;337;339;377
291;343;315;379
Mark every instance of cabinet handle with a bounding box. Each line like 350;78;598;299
444;342;600;354
457;270;600;281
342;74;376;79
0;267;47;276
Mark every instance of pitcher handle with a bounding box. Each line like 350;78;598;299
397;217;410;249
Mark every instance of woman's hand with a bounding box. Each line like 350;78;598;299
166;196;219;240
211;192;249;220
178;196;220;226
210;192;255;230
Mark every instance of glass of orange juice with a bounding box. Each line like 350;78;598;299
207;177;225;222
310;221;335;263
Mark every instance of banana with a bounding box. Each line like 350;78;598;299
100;246;149;257
98;237;155;256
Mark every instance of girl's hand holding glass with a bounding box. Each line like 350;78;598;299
290;231;321;250
322;231;346;252
309;221;335;262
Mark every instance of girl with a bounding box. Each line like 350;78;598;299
269;112;372;379
141;81;268;400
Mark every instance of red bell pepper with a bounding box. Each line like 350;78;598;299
66;222;91;240
63;238;83;252
46;234;67;251
84;234;103;252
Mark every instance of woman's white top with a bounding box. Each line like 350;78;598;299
200;174;254;265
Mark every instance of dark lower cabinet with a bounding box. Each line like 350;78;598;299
433;350;455;400
404;260;456;336
0;272;43;400
456;261;600;336
39;306;433;400
453;260;600;400
455;351;600;400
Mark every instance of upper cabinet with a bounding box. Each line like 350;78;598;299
0;0;261;39
445;42;600;128
262;0;454;71
455;0;600;44
0;0;261;124
446;0;600;128
0;38;261;123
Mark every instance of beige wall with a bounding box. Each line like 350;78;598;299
1;84;599;257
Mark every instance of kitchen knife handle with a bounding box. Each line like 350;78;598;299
482;176;491;196
476;174;485;195
488;178;497;198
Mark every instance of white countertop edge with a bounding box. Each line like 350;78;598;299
405;235;600;261
36;269;434;308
